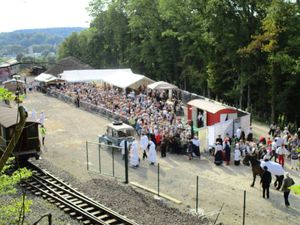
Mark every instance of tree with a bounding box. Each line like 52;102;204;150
0;158;32;225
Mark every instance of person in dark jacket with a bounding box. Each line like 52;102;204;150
224;141;231;165
261;166;272;199
187;140;193;160
281;172;295;207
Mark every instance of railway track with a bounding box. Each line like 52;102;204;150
22;162;139;225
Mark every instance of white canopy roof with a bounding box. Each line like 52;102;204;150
59;69;154;89
34;73;56;82
34;73;66;83
3;78;25;85
188;99;236;114
147;81;178;90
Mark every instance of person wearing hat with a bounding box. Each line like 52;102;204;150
281;172;295;207
261;166;272;199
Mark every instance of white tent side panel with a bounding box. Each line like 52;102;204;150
60;69;154;90
198;127;208;152
240;114;251;136
208;119;234;146
208;125;215;147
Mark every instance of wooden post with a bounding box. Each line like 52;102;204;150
124;141;128;184
243;190;246;225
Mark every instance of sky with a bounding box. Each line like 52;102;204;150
0;0;92;33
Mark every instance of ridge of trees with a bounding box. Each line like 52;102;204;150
0;27;85;57
58;0;300;128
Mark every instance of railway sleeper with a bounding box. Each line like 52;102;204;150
77;203;88;208
83;207;95;212
63;207;71;212
59;204;67;209
71;199;83;205
97;214;109;220
76;215;84;220
104;218;118;224
82;220;91;225
90;210;102;216
61;193;72;198
55;202;62;206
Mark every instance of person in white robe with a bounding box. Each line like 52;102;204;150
39;111;45;125
148;140;157;165
119;139;126;160
140;134;149;160
130;140;139;167
31;109;36;121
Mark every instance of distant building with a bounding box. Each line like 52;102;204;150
0;59;19;83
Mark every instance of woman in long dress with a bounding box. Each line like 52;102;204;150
214;142;223;166
148;140;157;165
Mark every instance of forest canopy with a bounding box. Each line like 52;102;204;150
58;0;300;127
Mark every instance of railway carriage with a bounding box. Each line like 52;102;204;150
0;105;41;162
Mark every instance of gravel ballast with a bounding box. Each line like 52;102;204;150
29;159;210;225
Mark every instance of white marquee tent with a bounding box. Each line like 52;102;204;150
34;73;65;84
147;81;178;90
59;69;154;90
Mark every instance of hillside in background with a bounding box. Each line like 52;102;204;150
0;27;85;57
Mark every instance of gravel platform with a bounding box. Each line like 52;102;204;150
30;159;210;225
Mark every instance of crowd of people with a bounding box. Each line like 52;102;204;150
43;81;299;207
51;82;201;155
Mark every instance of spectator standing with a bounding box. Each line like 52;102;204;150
130;139;139;167
197;112;203;128
290;149;299;170
187;140;193;160
276;144;286;167
214;142;223;166
31;109;36;121
234;144;241;165
192;135;200;158
119;139;126;160
160;135;167;158
247;127;253;142
39;125;46;146
270;139;278;162
236;127;241;140
216;135;223;145
281;173;295;207
148;140;157;165
261;166;272;199
269;123;276;137
140;133;148;160
224;141;231;165
39;111;45;125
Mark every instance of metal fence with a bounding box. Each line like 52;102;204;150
46;90;129;124
85;141;249;224
86;141;126;181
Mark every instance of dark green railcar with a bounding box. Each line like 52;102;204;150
0;105;41;161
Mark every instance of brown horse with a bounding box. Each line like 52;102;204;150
243;154;284;189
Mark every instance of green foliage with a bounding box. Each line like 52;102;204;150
289;185;300;195
0;158;32;224
58;0;300;125
0;27;84;57
0;88;14;101
0;198;32;225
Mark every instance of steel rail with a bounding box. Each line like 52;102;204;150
23;162;139;225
